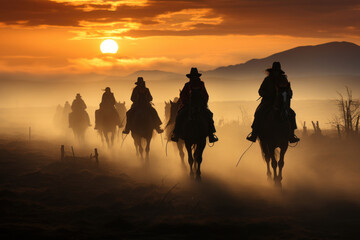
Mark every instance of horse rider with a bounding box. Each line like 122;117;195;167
246;62;300;143
70;93;91;127
122;77;163;134
171;67;218;143
94;87;121;129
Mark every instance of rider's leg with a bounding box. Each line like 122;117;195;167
206;109;218;143
289;109;300;143
247;112;261;142
151;107;163;133
171;108;185;142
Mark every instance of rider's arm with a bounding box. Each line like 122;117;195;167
131;88;137;103
146;88;153;102
201;82;209;103
180;83;190;105
288;82;293;99
258;77;272;98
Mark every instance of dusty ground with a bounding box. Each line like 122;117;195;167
1;125;360;239
1;101;360;239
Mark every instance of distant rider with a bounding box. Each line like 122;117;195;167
95;87;121;129
70;93;91;127
123;77;163;134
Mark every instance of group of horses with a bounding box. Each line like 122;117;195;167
61;89;292;185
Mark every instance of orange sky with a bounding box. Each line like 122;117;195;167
0;0;359;76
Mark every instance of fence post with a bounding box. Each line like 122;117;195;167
29;127;31;142
71;146;75;161
61;145;65;161
94;148;99;166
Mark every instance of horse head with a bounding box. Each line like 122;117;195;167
275;88;290;120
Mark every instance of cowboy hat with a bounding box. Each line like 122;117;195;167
186;67;202;78
266;61;285;74
135;77;145;85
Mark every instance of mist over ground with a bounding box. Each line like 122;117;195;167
1;95;359;239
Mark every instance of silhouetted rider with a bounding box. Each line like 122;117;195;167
70;93;91;127
123;77;163;134
171;67;218;143
94;87;121;129
247;62;299;143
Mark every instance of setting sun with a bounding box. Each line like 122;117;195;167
100;39;118;54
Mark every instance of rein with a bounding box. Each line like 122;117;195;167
236;142;254;167
120;133;128;148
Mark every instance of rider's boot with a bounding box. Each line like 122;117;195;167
209;134;218;143
171;133;179;142
289;130;300;143
246;131;257;142
155;125;164;134
122;123;130;134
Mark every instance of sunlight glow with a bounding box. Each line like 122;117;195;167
100;39;118;54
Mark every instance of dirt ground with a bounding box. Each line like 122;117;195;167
1;121;360;239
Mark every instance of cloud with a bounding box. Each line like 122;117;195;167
0;0;359;38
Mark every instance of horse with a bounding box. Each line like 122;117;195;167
166;99;185;164
115;101;127;127
258;89;291;187
69;110;89;143
179;89;208;180
130;104;155;160
95;107;119;148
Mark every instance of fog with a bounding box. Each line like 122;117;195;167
1;82;360;238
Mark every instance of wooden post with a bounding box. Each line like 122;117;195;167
61;145;65;161
311;121;317;134
71;146;75;160
355;116;359;135
316;121;322;135
29;127;31;142
302;121;307;137
94;148;99;166
337;125;341;139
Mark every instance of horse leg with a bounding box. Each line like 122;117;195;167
194;140;206;181
138;138;144;159
265;155;272;180
104;132;110;148
177;141;185;164
270;150;278;183
277;147;287;185
145;137;151;161
185;142;194;178
133;136;140;157
111;130;115;147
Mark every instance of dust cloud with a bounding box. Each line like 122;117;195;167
1;86;360;239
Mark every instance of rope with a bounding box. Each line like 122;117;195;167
160;133;164;147
236;142;254;167
165;140;169;157
120;133;128;148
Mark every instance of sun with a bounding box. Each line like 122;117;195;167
100;39;118;54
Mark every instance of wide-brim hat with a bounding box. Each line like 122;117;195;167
186;67;202;78
135;77;145;85
76;93;81;97
102;87;111;92
266;61;285;74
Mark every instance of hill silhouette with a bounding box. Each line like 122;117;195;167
206;41;360;77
